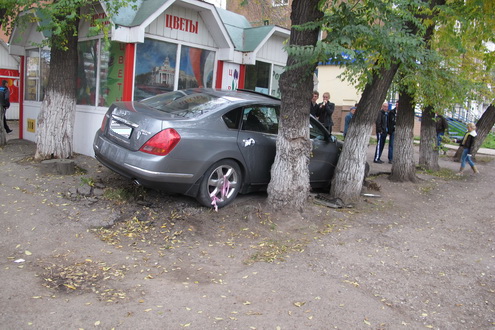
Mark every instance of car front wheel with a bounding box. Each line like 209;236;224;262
196;160;242;209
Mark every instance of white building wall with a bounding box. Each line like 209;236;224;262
20;102;39;142
146;5;217;48
74;107;106;157
256;35;287;65
316;65;360;106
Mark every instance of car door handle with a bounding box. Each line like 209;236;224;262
243;138;255;147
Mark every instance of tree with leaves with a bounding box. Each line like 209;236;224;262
411;0;495;171
266;0;324;211
390;0;446;180
324;0;428;202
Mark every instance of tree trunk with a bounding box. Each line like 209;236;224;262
418;105;440;171
416;3;442;170
454;103;495;161
0;105;6;146
267;0;323;211
35;19;79;160
330;64;399;203
470;103;495;157
389;91;418;182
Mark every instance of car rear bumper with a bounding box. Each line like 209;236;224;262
93;133;198;194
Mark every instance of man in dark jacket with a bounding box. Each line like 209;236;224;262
310;91;319;117
1;80;12;134
317;92;335;133
373;102;389;163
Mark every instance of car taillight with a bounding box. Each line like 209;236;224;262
139;128;181;156
100;114;108;132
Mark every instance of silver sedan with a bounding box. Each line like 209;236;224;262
93;88;341;208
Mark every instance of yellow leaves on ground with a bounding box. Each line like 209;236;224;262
38;257;127;303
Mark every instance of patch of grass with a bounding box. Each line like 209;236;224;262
103;187;134;201
80;176;94;187
417;167;458;180
75;166;88;175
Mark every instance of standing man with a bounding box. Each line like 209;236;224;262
1;80;11;134
343;106;356;138
387;101;397;164
310;91;320;117
374;102;388;164
318;92;335;133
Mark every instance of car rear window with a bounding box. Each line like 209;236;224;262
140;91;230;118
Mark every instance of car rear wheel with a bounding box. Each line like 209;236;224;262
196;160;242;208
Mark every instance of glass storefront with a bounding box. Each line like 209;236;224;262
134;38;178;101
134;38;215;101
99;42;125;106
271;64;284;98
178;45;214;90
77;40;125;106
244;61;284;97
25;49;50;101
77;40;98;105
244;61;271;95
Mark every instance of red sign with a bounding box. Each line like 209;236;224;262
165;14;199;34
91;13;110;27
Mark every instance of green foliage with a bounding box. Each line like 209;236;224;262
80;176;94;187
103;187;133;202
0;0;137;51
286;0;433;91
403;0;495;113
286;0;495;115
481;132;495;149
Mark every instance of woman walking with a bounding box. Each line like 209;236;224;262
457;122;479;175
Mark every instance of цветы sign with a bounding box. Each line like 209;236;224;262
165;14;199;34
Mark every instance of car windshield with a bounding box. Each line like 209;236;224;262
140;90;231;118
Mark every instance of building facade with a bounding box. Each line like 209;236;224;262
8;0;289;156
0;40;20;120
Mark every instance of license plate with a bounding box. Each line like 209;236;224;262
110;120;132;139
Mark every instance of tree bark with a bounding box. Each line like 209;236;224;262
330;64;399;203
471;103;495;156
0;105;6;146
454;103;495;161
35;19;79;160
416;1;444;170
389;92;418;182
267;0;323;211
418;105;440;170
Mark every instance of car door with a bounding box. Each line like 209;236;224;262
308;117;340;186
237;105;279;185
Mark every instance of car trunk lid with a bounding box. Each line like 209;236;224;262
103;102;182;151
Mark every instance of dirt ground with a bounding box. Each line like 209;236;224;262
1;123;494;330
